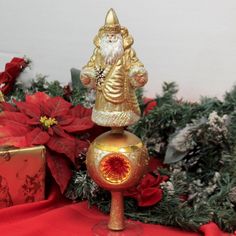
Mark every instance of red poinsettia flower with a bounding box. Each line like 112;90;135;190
0;57;28;95
148;157;166;172
0;92;94;192
143;98;157;115
124;173;168;207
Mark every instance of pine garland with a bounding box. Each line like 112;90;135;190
6;75;64;101
67;81;236;233
6;69;236;233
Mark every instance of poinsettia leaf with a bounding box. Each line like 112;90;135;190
57;115;74;126
69;104;92;118
47;136;76;162
0;136;27;147
15;101;40;118
52;125;72;139
25;92;50;105
6;58;26;74
0;124;30;137
140;173;157;189
0;102;17;112
48;127;54;136
0;111;30;124
148;157;165;172
63;117;94;133
138;188;163;207
0;71;16;95
46;151;72;193
5;62;19;72
27;118;40;125
5;60;24;78
10;57;26;66
46;97;71;117
26;128;50;145
143;98;157;115
0;57;27;95
39;103;53;117
0;119;31;133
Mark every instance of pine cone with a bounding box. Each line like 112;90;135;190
228;186;236;204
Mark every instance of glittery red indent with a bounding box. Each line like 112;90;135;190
100;153;131;183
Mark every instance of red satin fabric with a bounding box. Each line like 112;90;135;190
0;185;230;236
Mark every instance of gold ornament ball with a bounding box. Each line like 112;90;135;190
86;129;149;191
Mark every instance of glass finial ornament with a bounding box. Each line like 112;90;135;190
80;8;149;236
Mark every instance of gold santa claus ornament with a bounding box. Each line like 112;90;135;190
81;8;149;236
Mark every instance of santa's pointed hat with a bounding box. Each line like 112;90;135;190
103;8;121;33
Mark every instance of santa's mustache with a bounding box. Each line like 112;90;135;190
100;35;124;65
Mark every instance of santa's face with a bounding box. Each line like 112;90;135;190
105;33;119;43
100;33;124;65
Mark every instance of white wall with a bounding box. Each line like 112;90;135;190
0;0;236;101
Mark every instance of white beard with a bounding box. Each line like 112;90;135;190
100;34;124;65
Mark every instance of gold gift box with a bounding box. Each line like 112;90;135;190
0;145;46;208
